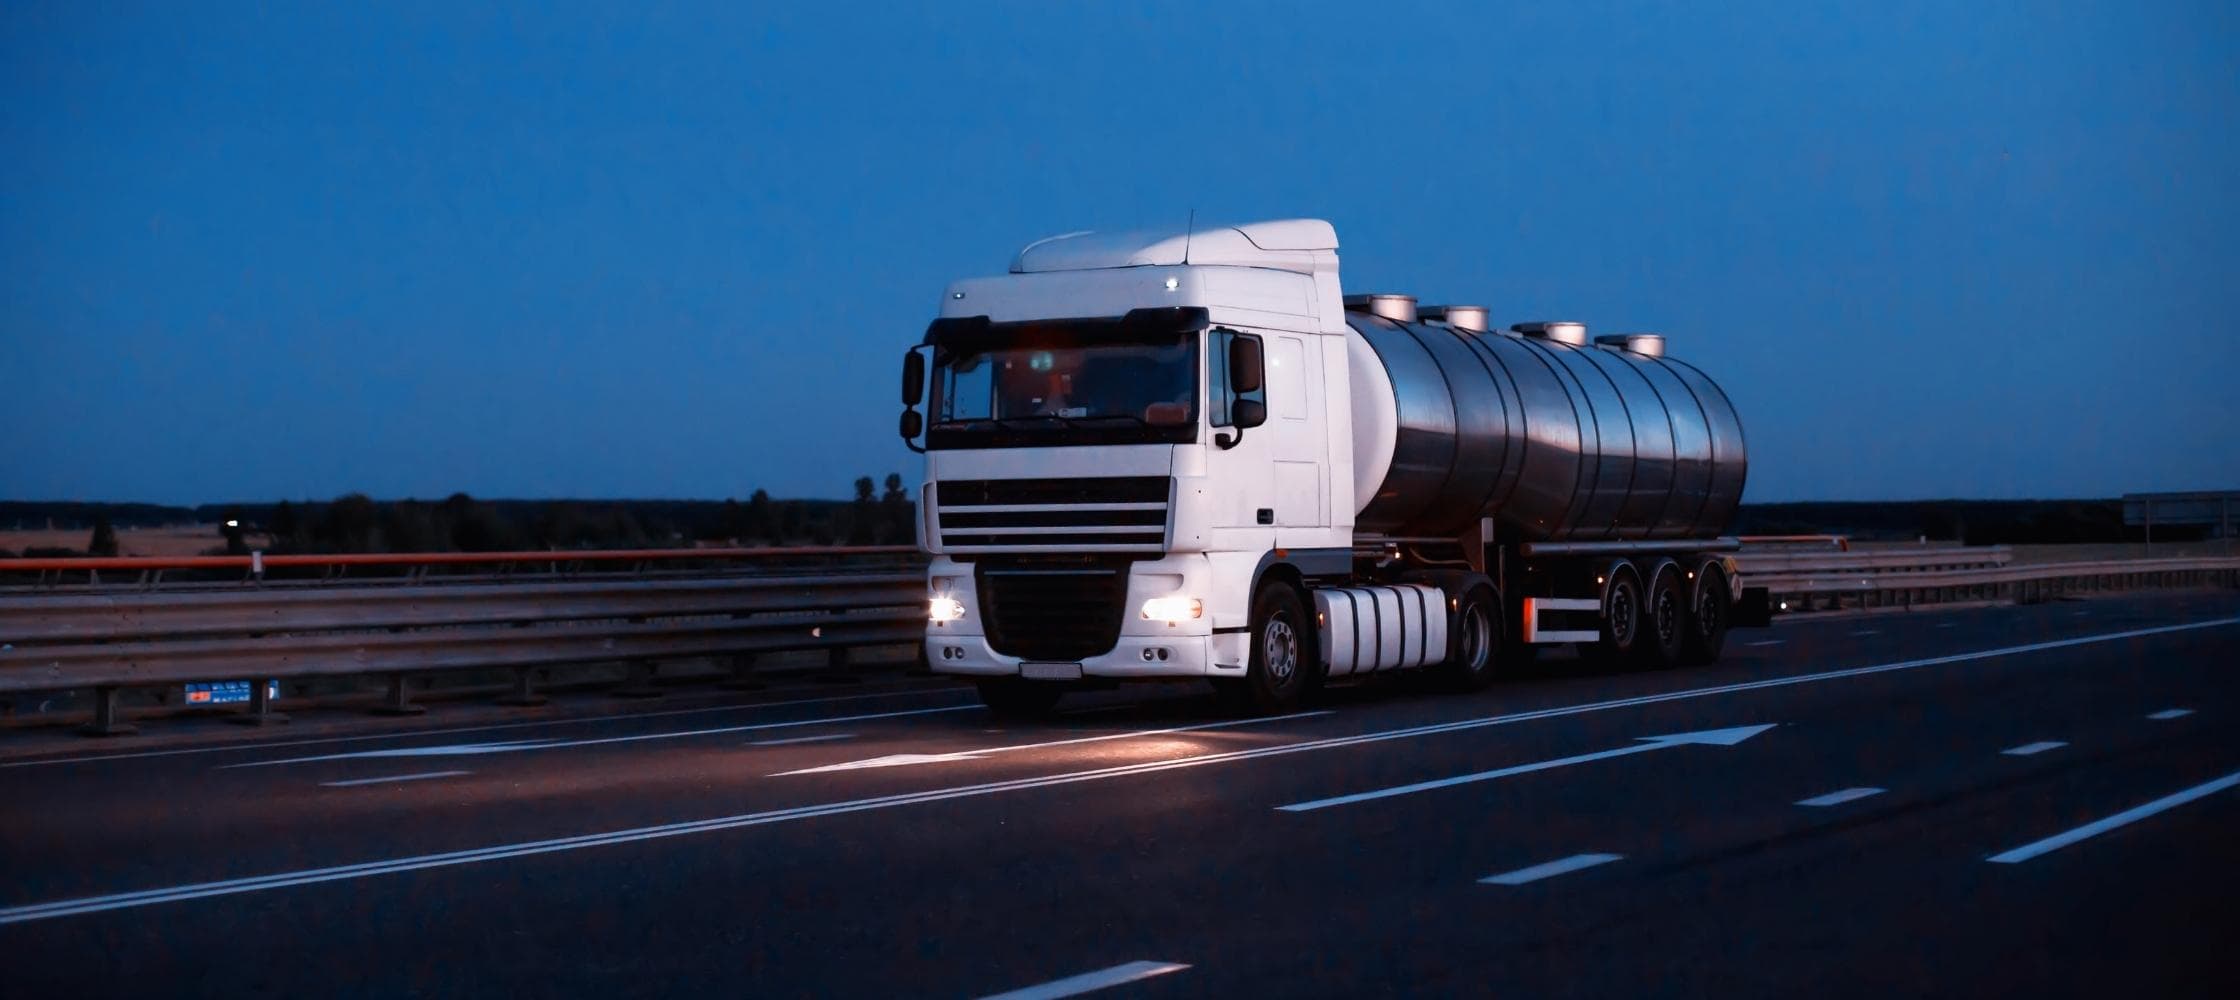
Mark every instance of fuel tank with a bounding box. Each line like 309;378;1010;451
1346;299;1747;542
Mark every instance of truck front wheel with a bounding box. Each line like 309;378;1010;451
1214;582;1315;713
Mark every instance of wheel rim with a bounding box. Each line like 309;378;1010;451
1264;615;1298;684
1609;584;1636;643
1459;603;1493;674
1696;585;1723;639
1655;588;1681;648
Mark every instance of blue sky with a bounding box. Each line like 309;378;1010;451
3;1;2235;504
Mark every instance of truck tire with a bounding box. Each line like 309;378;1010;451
1683;564;1732;665
1214;582;1314;713
977;679;1063;719
1435;585;1504;691
1589;564;1644;667
1638;561;1687;669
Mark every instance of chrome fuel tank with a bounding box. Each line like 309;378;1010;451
1346;310;1746;542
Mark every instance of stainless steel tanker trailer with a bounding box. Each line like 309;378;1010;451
897;219;1771;714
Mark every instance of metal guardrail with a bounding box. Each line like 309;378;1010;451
0;547;928;735
4;543;2236;736
1745;556;2240;612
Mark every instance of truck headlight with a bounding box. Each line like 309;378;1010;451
928;597;967;622
1139;596;1203;622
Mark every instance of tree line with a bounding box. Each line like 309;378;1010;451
0;475;919;557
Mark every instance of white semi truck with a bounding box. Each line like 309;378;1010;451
898;219;1771;714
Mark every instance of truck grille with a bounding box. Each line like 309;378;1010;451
977;562;1129;661
936;477;1170;554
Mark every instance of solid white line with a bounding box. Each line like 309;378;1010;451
1988;769;2240;864
319;770;470;788
228;704;977;767
6;616;2235;924
1479;853;1623;885
748;733;856;747
1850;629;1881;637
2146;709;2194;721
1745;639;1786;647
2002;741;2067;756
975;960;1190;1000
1796;787;1884;807
2;687;974;769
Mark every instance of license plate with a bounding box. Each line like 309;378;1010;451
1020;661;1083;681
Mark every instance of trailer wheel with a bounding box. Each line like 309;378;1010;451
1436;585;1503;691
1214;582;1314;713
1589;565;1644;666
1683;564;1731;665
976;679;1063;719
1638;562;1688;669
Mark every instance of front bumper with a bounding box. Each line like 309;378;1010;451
925;631;1232;680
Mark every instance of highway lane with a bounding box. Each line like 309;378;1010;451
2;591;2236;997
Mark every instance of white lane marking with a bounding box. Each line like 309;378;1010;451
1934;623;1958;629
227;705;976;767
319;770;470;788
1796;787;1884;807
748;733;856;747
7;617;2235;924
2147;709;2194;721
1745;639;1786;647
1850;629;1881;637
2002;741;2067;756
1278;725;1775;812
774;711;1330;775
3;688;974;769
1479;854;1624;886
976;960;1190;1000
1988;769;2240;864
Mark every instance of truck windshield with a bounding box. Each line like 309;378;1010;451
929;327;1198;449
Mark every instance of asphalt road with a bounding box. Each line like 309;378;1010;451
4;591;2238;998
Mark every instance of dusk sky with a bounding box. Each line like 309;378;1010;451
4;1;2235;505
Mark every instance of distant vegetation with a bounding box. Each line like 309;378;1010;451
0;474;918;557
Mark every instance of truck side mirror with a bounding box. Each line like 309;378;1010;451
1231;398;1267;429
1228;336;1263;394
901;350;926;406
899;410;923;439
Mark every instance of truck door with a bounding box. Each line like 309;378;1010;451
1265;333;1328;540
1207;328;1276;544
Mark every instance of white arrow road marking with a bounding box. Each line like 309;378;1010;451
976;960;1191;1000
1796;787;1884;807
8;618;2233;924
1479;853;1624;886
2002;741;2067;756
1989;769;2240;864
2146;708;2194;721
1276;724;1778;812
227;704;975;767
772;711;1331;776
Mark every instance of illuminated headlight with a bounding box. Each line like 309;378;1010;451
1139;596;1203;622
928;597;967;622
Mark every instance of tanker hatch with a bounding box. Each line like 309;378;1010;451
1420;305;1491;333
1596;333;1667;357
1343;293;1419;323
1513;321;1589;346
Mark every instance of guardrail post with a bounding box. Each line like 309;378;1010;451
497;667;547;707
371;673;426;716
229;679;288;726
613;659;663;698
78;685;137;737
